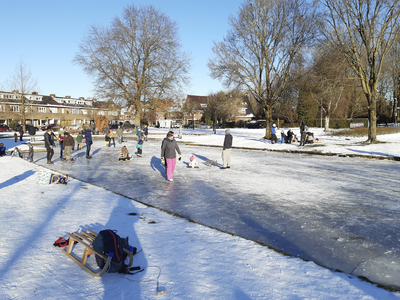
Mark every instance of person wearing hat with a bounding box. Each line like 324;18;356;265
221;128;233;169
270;123;278;144
188;155;199;168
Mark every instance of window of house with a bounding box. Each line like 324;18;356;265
72;109;78;114
62;108;64;113
38;107;46;113
11;106;20;112
98;111;104;115
50;108;58;113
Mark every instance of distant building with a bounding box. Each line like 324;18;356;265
0;91;119;128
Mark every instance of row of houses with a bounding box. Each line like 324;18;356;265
0;91;119;128
0;90;256;129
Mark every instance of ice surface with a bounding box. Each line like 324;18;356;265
23;130;400;290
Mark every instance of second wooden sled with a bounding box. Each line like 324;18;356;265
62;228;135;277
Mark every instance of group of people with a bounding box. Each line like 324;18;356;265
269;122;312;146
159;128;233;181
43;125;93;164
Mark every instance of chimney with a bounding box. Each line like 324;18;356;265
12;90;19;94
65;95;71;99
50;94;56;97
32;92;38;95
79;97;85;100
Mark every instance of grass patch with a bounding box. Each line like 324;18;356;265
327;127;400;137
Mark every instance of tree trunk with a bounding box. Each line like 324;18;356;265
324;115;330;131
213;117;217;134
135;101;141;127
367;99;377;142
263;106;272;139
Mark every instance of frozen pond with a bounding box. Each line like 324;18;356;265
33;138;400;289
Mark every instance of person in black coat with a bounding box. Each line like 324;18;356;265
44;128;54;164
28;125;36;142
85;127;93;158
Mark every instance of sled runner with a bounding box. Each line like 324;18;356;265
62;229;136;277
205;160;218;167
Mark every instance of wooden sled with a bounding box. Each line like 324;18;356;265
118;152;132;162
205;160;217;167
62;229;135;277
51;174;68;184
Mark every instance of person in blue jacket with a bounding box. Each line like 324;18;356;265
85;127;93;158
270;123;277;144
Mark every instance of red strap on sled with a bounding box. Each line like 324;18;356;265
107;230;121;262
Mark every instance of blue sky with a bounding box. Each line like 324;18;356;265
0;0;243;100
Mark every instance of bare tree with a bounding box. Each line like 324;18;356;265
205;91;242;134
208;0;318;138
308;48;353;130
6;60;38;132
320;0;400;142
74;4;191;126
182;98;200;129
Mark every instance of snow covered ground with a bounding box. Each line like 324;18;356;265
1;127;400;299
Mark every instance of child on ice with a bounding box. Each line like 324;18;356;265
188;155;199;168
76;132;83;150
118;146;132;161
136;139;143;157
11;147;23;158
27;142;34;162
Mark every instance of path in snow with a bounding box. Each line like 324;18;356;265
33;138;400;289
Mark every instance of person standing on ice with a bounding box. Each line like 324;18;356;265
270;123;277;144
161;131;181;181
221;128;232;169
116;125;123;144
44;128;54;164
85;126;93;158
62;132;75;162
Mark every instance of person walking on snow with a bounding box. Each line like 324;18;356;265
161;131;181;181
221;128;232;169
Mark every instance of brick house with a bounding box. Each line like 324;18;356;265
0;91;120;128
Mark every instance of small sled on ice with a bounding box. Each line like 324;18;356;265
205;160;218;167
62;229;136;277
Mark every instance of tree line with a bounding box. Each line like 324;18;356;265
6;1;399;141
